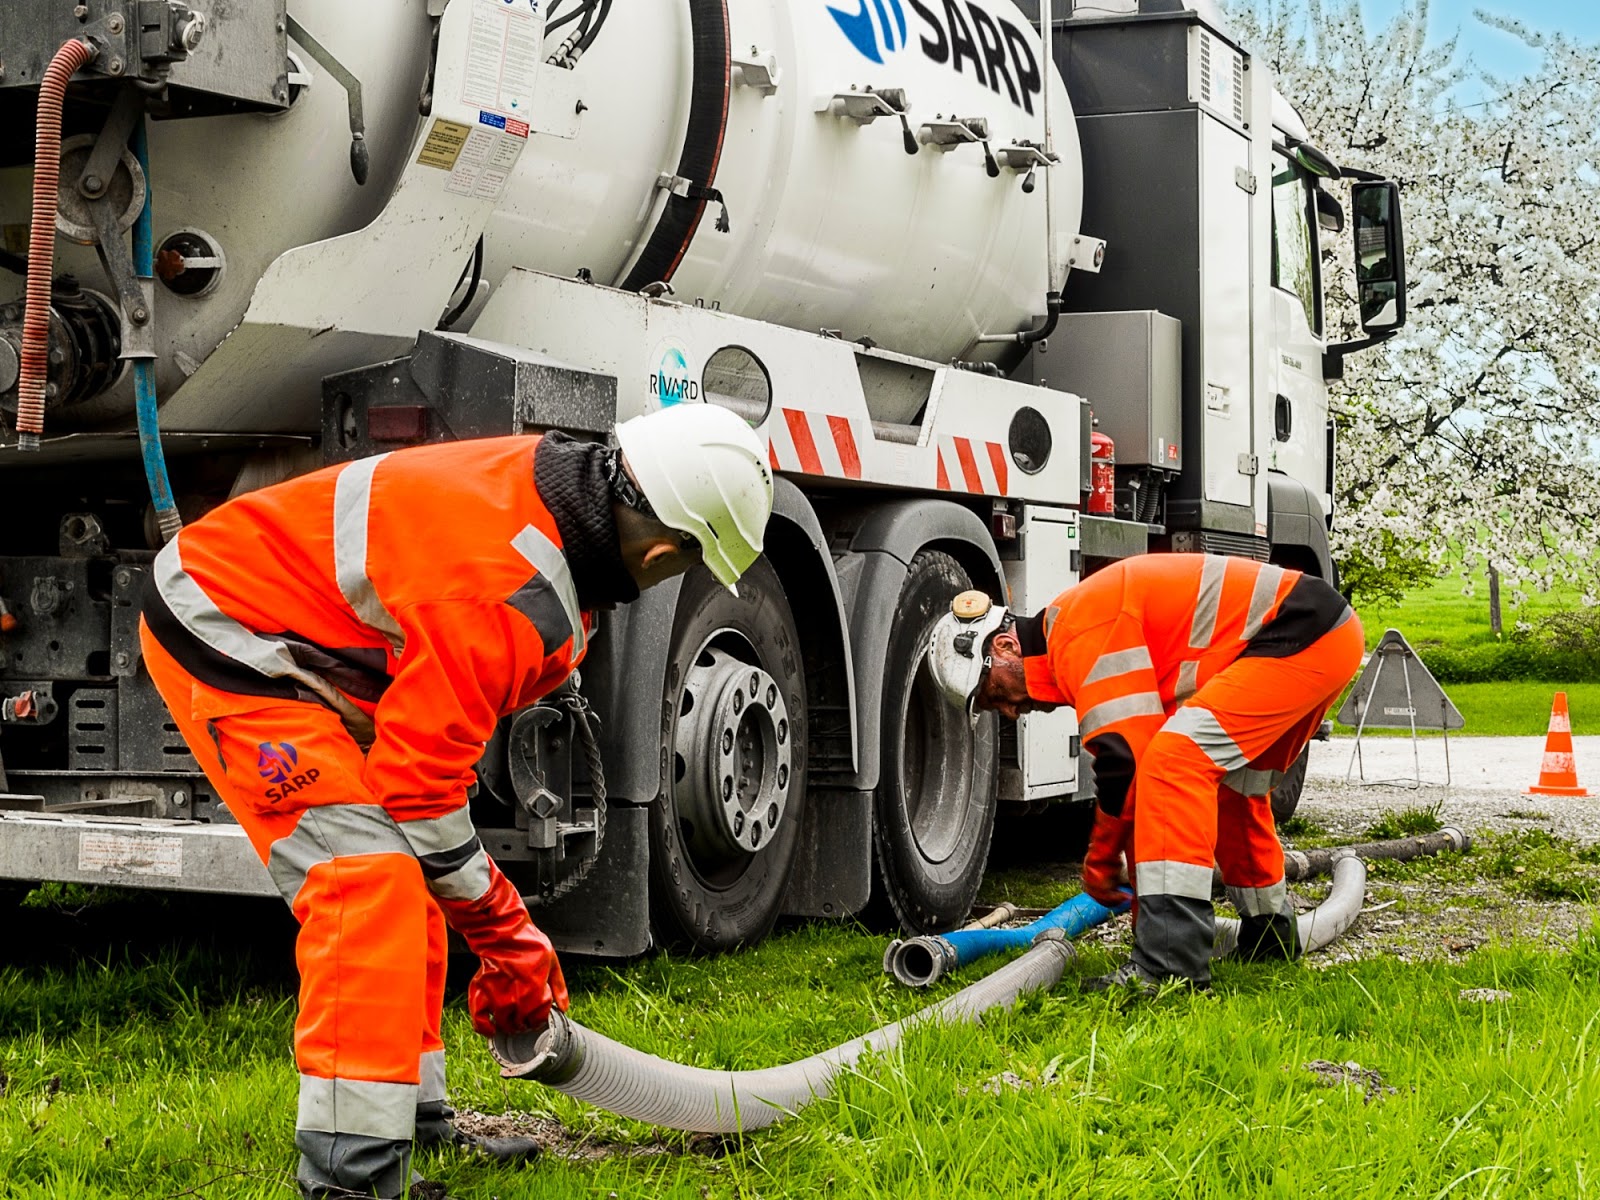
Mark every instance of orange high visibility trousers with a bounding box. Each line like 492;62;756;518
142;624;446;1199
1129;611;1366;985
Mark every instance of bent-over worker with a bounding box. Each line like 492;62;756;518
140;405;772;1198
927;554;1363;994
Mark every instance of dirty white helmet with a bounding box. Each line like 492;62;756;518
614;404;773;594
926;590;1012;716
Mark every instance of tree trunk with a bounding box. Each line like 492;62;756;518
1488;565;1503;637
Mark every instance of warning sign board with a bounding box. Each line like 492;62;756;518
1336;628;1464;731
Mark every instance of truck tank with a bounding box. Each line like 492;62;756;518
0;0;1080;436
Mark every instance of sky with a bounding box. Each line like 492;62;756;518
1362;0;1600;77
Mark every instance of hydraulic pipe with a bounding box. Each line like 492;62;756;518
129;115;182;542
886;891;1115;988
493;929;1076;1134
17;39;97;450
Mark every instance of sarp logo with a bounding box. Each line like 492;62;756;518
257;741;322;801
257;742;298;785
825;0;1046;116
827;0;909;64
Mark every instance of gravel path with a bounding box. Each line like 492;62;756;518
1302;736;1600;844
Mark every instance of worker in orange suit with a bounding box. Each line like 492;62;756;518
928;554;1363;994
139;404;772;1199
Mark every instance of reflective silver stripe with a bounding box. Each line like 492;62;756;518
1083;645;1154;686
1242;565;1287;640
1175;660;1200;701
1332;605;1355;630
1223;766;1283;797
510;524;585;658
332;454;404;651
1078;691;1165;737
267;804;411;904
154;539;359;723
1043;605;1062;639
1188;555;1227;649
154;539;302;679
1228;881;1287;917
396;806;479;858
419;1050;447;1105
297;1075;418;1141
430;845;493;902
1164;705;1247;770
1136;859;1215;900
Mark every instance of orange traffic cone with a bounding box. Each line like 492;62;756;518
1528;692;1588;796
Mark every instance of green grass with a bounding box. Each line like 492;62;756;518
1337;680;1600;737
1357;569;1587;653
1347;568;1600;734
5;885;1600;1197
1365;803;1445;841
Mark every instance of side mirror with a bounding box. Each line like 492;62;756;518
1351;180;1406;332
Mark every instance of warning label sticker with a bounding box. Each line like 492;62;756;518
443;123;525;200
78;831;183;878
417;118;473;170
462;0;543;118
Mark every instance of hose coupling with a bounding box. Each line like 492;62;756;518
887;935;960;989
491;1009;584;1083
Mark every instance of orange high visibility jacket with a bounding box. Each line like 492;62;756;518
1016;555;1349;813
143;436;593;825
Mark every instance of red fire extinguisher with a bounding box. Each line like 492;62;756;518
1089;427;1116;515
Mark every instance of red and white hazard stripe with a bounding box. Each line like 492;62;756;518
768;408;864;480
935;435;1009;496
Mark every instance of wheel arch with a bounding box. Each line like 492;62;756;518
764;477;858;783
1266;472;1337;587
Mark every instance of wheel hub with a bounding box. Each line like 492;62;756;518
675;645;792;860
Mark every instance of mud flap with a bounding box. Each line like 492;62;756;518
781;788;871;918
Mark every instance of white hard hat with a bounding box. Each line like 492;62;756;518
614;404;774;594
926;590;1012;717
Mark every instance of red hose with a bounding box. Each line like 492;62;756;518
17;38;96;451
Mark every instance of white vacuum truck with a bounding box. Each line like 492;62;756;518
0;0;1407;953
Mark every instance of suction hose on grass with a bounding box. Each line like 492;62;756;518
491;928;1076;1134
886;826;1470;986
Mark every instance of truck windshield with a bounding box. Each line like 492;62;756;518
1271;151;1321;337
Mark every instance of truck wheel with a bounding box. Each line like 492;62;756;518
873;550;998;935
647;559;807;951
1271;746;1311;824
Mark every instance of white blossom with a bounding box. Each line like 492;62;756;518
1232;0;1600;605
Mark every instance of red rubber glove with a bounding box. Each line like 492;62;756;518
1082;807;1134;909
438;859;569;1037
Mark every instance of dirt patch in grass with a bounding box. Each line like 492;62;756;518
451;1109;736;1163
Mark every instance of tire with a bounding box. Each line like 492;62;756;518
647;559;807;951
872;550;999;935
1271;746;1311;824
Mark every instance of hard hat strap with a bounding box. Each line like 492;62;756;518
606;449;660;521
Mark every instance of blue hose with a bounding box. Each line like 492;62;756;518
129;115;181;541
885;892;1124;987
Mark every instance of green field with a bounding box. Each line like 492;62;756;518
1349;570;1595;736
1356;569;1587;654
4;862;1600;1200
1340;681;1600;738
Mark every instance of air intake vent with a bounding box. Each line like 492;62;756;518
1194;29;1247;131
